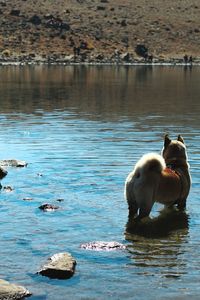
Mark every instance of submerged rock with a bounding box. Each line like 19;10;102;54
38;252;76;279
80;241;126;251
38;203;59;211
3;186;14;192
0;279;31;299
56;198;64;202
37;173;43;177
23;197;33;201
0;159;27;167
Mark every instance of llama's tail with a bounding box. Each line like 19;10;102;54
125;153;166;218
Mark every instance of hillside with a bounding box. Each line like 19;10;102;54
0;0;200;63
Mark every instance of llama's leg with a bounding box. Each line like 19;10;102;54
128;200;138;218
177;198;186;211
138;201;154;219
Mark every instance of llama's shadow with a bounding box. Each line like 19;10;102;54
125;207;189;239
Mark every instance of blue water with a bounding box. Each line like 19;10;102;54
0;65;200;299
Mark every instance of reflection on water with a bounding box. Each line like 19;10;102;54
126;207;189;238
0;65;200;120
126;229;188;279
0;65;200;299
125;209;189;279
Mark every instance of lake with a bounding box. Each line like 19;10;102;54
0;65;200;299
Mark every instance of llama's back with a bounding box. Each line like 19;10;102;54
133;153;166;174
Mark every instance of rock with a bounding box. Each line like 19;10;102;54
121;19;127;27
60;22;70;31
95;30;102;40
3;186;13;192
135;44;148;58
10;9;20;16
56;198;64;202
0;159;27;167
97;6;106;10
0;2;6;7
1;49;11;57
45;16;70;31
121;52;131;62
38;252;76;279
38;203;59;211
44;14;53;20
80;241;126;251
0;279;31;299
0;167;7;179
29;15;41;25
95;54;104;60
23;197;33;201
121;36;129;45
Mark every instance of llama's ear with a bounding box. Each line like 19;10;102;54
164;134;171;148
177;135;185;144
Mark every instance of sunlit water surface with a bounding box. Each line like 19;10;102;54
0;65;200;299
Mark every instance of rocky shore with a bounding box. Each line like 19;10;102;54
0;52;199;66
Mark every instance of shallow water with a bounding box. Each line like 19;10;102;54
0;65;200;299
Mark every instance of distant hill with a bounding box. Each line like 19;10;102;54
0;0;199;61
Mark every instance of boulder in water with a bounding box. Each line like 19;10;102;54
0;279;31;299
38;252;76;279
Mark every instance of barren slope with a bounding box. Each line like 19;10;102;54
0;0;199;60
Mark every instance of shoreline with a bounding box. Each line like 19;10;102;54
0;52;200;67
0;59;199;67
